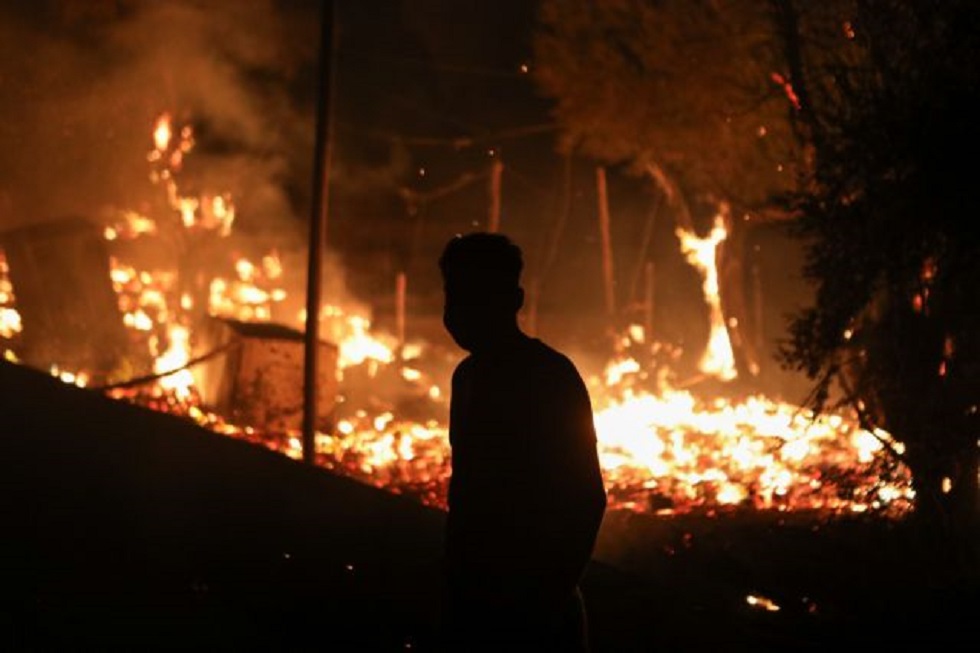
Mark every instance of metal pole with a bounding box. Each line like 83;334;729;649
302;0;337;466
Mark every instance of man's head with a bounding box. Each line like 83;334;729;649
439;232;524;352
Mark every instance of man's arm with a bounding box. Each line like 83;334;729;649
524;358;606;596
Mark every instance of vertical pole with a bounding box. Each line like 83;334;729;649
528;152;572;341
627;191;662;309
644;261;655;341
302;0;337;466
395;271;407;350
488;159;503;233
596;166;616;318
752;258;764;359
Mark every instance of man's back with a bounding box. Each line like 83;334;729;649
437;232;606;650
445;334;606;647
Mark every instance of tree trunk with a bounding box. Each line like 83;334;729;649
596;166;616;320
905;443;980;578
717;215;762;380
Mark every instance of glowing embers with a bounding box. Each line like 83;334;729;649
27;110;915;519
590;354;913;516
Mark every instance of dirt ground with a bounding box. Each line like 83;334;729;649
2;360;975;651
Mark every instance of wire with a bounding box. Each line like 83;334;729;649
344;50;531;79
342;123;556;149
93;340;241;392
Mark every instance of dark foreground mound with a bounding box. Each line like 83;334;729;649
2;360;975;651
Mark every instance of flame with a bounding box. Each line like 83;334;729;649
746;594;781;612
154;325;194;401
104;211;158;241
202;253;289;324
335;314;395;370
152;113;172;153
590;357;912;514
3;110;915;520
0;250;23;339
49;364;90;387
677;213;738;381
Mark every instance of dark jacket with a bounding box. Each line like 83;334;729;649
445;336;607;609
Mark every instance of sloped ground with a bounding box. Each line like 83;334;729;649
1;360;975;651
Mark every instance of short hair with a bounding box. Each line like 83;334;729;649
439;232;523;290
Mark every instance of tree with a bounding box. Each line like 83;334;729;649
535;0;980;554
532;0;806;379
778;0;980;557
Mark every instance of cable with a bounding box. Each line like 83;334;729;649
94;340;241;392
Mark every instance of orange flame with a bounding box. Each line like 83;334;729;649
152;113;172;153
153;325;194;400
13;111;908;519
677;212;737;381
0;250;23;339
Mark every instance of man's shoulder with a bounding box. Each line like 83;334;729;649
527;338;583;378
451;355;475;381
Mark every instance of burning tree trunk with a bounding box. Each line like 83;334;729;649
0;217;128;376
716;211;763;380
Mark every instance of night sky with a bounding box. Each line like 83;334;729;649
0;0;812;398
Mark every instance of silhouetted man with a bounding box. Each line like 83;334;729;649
438;232;607;651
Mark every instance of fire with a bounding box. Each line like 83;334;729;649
153;325;194;401
590;352;911;514
110;257;175;332
746;594;781;612
4;111;916;520
207;254;287;324
152;113;172;153
334;314;396;371
104;211;158;241
0;249;23;339
49;364;90;388
677;212;738;381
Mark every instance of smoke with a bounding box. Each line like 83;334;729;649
0;1;392;332
0;1;314;238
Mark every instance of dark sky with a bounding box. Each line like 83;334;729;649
0;0;565;288
0;0;812;396
0;5;538;265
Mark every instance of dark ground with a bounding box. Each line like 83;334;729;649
1;360;976;651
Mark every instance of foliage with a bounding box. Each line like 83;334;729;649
534;0;980;547
533;0;802;217
777;0;980;536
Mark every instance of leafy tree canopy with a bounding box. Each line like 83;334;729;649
779;0;980;525
533;0;808;218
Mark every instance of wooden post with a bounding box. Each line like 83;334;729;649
302;0;337;466
527;152;572;340
395;271;407;349
488;159;503;233
644;261;655;340
627;191;662;309
752;258;764;359
596;166;616;318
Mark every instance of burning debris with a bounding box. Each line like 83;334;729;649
0;249;21;342
193;316;339;433
0;112;914;519
0;218;128;375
